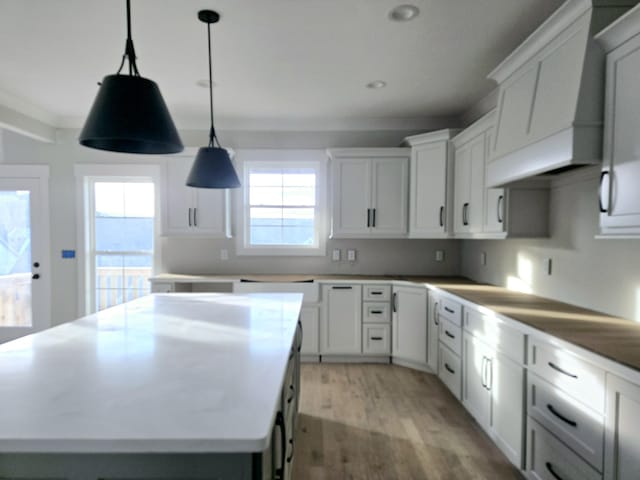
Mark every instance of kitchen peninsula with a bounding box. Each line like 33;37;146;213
0;293;303;480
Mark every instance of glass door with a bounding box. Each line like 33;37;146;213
0;177;48;343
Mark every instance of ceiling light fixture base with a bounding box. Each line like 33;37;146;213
198;10;220;24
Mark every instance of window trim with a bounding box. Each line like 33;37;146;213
74;164;161;315
235;150;327;256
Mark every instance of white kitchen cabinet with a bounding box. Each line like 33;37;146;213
404;130;459;238
321;284;362;355
328;149;409;238
604;374;640;480
299;306;319;355
427;291;440;373
391;285;427;367
162;157;230;237
462;334;493;427
596;6;640;237
453;112;494;236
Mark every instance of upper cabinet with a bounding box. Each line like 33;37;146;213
487;0;638;187
328;149;409;238
161;157;231;237
596;4;640;237
452;111;550;239
404;130;460;238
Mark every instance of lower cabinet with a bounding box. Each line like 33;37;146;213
604;374;640;480
438;343;461;399
362;323;391;355
321;284;362;355
427;291;440;372
391;286;428;366
299;306;320;355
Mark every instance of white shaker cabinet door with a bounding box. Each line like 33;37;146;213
321;285;362;355
462;333;491;429
192;188;228;235
331;158;371;236
370;156;409;236
453;144;471;234
164;158;195;234
409;142;448;237
604;374;640;480
392;286;427;365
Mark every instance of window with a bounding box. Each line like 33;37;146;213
238;151;326;256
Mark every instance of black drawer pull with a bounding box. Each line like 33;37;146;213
439;205;444;227
286;438;295;463
599;171;609;213
370;291;383;295
370;310;383;314
370;336;383;341
548;362;578;379
547;404;577;427
332;285;353;290
546;462;564;480
274;412;286;480
444;363;455;375
445;330;455;339
287;384;295;404
444;306;455;314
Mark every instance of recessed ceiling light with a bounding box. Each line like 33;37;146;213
389;4;420;22
366;80;387;89
196;79;217;88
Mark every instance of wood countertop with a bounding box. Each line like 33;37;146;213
151;273;640;373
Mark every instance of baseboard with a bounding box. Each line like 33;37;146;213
392;357;434;373
301;355;320;363
320;355;391;364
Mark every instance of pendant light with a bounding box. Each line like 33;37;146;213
79;0;183;154
186;10;240;189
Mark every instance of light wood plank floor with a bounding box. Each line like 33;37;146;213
292;363;522;480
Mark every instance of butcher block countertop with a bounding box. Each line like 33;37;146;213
151;274;640;373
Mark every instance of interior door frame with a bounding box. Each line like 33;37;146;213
0;164;50;342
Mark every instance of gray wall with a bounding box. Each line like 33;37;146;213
1;126;460;326
460;167;640;322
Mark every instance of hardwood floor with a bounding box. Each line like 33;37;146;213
292;363;522;480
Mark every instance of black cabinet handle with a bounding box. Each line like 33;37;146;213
188;207;192;227
297;319;303;353
547;404;577;427
286;437;295;463
463;203;469;226
497;195;504;223
599;171;610;213
332;285;353;290
434;302;439;326
444;363;455;374
193;207;197;227
392;292;398;313
444;306;455;314
370;336;383;341
274;412;286;480
439;205;444;227
287;384;295;404
548;362;578;379
370;291;383;295
481;357;487;389
372;208;376;227
370;310;383;315
33;262;40;268
32;273;40;280
445;330;455;339
545;462;565;480
367;208;371;227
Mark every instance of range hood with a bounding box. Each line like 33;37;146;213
485;0;638;187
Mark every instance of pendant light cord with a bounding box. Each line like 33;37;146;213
116;0;140;77
207;22;220;148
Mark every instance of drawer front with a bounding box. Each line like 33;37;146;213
527;418;601;480
363;302;391;323
439;297;462;326
363;284;391;302
363;324;391;355
528;373;604;471
438;343;461;400
465;308;525;363
439;318;462;356
529;338;606;413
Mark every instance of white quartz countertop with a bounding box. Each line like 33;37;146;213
0;293;303;454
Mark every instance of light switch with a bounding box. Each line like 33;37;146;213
220;249;229;261
435;250;444;262
347;249;357;262
543;258;552;275
332;249;341;261
481;251;487;266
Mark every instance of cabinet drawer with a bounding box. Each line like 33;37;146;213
439;297;462;326
527;418;601;480
363;324;391;355
464;308;525;363
529;338;606;413
363;284;391;301
439;318;462;356
528;373;604;471
363;302;391;323
438;343;461;400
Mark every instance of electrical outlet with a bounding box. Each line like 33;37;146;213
481;251;487;266
347;249;357;262
220;249;229;261
332;249;341;261
435;250;444;262
543;258;552;275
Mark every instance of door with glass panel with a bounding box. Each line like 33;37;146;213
88;180;154;313
0;178;49;343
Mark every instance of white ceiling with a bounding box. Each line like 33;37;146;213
0;0;565;131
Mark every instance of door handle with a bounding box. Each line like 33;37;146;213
444;330;455;339
547;404;577;427
372;208;376;227
32;273;40;280
444;363;455;375
188;207;192;227
481;357;487;388
392;292;398;313
370;336;384;341
297;319;303;353
545;462;565;480
599;171;610;213
193;207;197;227
497;195;504;223
439;205;444;227
332;285;352;290
463;203;469;226
548;362;578;379
274;411;286;480
444;306;455;314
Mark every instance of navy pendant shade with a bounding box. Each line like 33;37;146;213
79;74;183;154
187;147;241;188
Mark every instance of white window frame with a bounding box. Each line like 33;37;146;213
235;150;327;256
74;164;162;315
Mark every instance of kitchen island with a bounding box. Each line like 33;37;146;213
0;293;303;480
